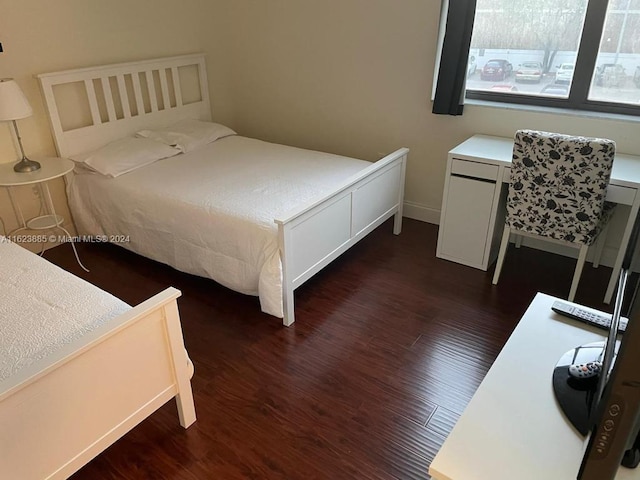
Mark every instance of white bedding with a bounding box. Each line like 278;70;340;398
0;239;130;383
67;136;370;318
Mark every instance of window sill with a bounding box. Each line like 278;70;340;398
465;98;640;124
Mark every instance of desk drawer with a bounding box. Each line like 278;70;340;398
451;159;499;182
606;184;635;205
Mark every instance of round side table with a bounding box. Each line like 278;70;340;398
0;158;88;271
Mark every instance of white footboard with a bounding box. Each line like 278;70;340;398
0;287;195;480
276;148;408;326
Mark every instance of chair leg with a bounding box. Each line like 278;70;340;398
592;222;610;269
569;245;589;302
492;226;511;285
515;235;523;249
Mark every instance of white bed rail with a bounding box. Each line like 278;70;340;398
276;147;408;326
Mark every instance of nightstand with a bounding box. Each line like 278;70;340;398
0;157;88;271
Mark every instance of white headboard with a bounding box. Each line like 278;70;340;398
37;53;211;158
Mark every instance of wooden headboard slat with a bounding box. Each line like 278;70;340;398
145;70;159;113
131;73;145;117
158;69;171;111
171;67;183;108
115;75;131;119
100;77;117;122
84;79;103;127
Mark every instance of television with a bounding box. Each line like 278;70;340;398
552;207;640;480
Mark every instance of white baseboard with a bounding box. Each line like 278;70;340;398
403;201;440;225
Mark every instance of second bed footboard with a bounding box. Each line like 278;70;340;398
275;147;408;326
0;287;195;479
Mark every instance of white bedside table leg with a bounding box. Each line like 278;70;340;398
43;183;56;217
57;225;89;272
43;182;89;273
7;186;27;229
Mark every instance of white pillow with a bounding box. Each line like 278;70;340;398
137;119;236;153
71;137;180;178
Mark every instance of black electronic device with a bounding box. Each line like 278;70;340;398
578;307;640;478
571;206;640;480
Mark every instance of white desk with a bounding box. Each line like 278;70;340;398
429;292;640;480
436;135;640;304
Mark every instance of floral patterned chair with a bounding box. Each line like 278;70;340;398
492;130;616;302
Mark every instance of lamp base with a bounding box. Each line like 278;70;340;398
13;157;41;173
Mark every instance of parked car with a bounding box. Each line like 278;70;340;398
468;55;477;76
540;83;569;97
490;84;518;92
595;63;626;88
635;66;640;88
555;63;574;84
515;62;543;83
480;59;513;81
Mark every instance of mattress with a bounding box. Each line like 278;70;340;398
67;135;370;317
0;238;130;383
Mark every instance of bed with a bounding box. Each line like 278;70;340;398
37;53;408;326
0;238;196;479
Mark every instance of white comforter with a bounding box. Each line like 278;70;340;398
0;239;130;383
67;136;370;317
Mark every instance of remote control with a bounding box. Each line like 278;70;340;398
568;361;602;380
551;300;628;334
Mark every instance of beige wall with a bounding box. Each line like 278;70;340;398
2;0;639;255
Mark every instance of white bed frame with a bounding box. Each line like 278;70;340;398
37;53;408;326
0;287;196;479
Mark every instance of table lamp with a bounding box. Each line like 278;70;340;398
0;78;40;172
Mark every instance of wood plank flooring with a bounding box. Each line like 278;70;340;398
41;219;612;479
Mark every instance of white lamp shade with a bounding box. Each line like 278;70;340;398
0;79;33;121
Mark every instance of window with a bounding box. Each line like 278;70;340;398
465;0;640;116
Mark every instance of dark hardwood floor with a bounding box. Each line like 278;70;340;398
42;219;613;480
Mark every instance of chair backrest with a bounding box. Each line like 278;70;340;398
507;130;615;245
